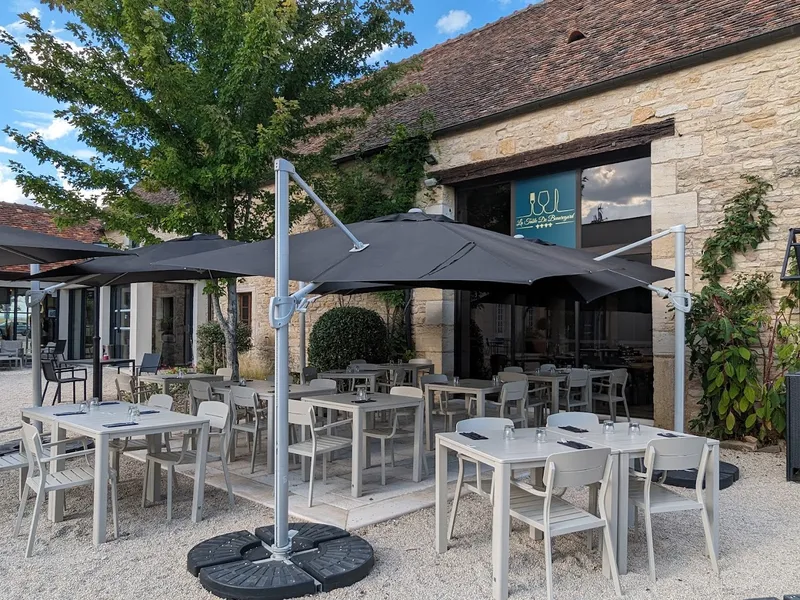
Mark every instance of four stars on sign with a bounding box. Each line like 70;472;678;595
535;222;554;229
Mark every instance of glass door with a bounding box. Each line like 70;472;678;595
110;284;131;359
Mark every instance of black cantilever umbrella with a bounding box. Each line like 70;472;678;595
0;224;127;266
158;213;672;301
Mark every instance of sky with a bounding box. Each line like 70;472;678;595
0;1;542;206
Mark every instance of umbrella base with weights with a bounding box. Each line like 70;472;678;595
187;523;374;599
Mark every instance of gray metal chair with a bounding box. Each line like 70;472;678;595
593;368;631;422
42;359;86;405
137;352;161;375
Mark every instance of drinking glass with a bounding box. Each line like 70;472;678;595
239;377;247;387
346;365;353;374
453;376;460;386
629;422;642;435
89;397;100;412
356;386;366;401
535;428;547;443
603;420;615;434
503;425;515;441
492;375;499;386
78;401;88;414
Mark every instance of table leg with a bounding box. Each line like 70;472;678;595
192;422;209;523
47;425;66;523
476;391;486;417
92;434;109;546
492;463;512;600
705;443;720;557
603;452;620;578
584;378;593;413
146;433;162;503
351;410;364;498
412;402;423;482
301;424;309;482
531;467;543;541
551;380;559;416
616;451;631;575
435;439;448;554
425;386;434;452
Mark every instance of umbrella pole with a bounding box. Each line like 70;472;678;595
298;281;306;384
30;264;42;407
271;159;293;558
93;285;101;399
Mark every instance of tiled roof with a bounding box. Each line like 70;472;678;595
131;182;179;206
0;201;105;275
341;0;800;155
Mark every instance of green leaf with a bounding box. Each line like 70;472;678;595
739;398;749;412
724;362;734;377
736;364;747;382
745;414;757;429
744;386;756;403
738;347;751;360
725;412;736;432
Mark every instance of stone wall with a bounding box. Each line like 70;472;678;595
416;37;800;428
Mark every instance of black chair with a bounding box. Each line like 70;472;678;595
42;359;87;405
137;352;161;375
302;366;318;382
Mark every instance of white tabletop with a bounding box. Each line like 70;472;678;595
139;372;222;382
21;402;209;438
319;370;384;377
425;378;502;393
302;391;422;412
437;427;609;465
549;423;718;452
212;380;321;396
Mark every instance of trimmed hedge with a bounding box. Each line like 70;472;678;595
308;307;389;372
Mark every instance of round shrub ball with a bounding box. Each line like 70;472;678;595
308;307;389;372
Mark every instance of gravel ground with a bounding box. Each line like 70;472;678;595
0;367;797;600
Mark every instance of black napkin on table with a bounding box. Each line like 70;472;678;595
657;432;683;438
558;425;589;433
102;422;137;428
558;440;592;450
459;431;488;441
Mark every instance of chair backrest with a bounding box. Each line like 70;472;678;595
546;412;600;429
499;379;528;404
349;359;367;365
456;417;513;435
502;366;524;374
389;367;408;386
41;360;59;383
147;394;174;410
230;385;259;409
498;371;527;383
196;400;230;430
390;385;423;399
189;379;213;403
609;368;628;397
308;378;336;391
288;399;315;427
567;368;589;388
408;358;433;365
646;436;708;473
20;422;45;476
215;367;233;380
540;363;557;374
528;362;541;371
302;366;318;382
139;352;161;374
545;447;612;489
115;373;133;401
420;374;448;387
54;339;67;355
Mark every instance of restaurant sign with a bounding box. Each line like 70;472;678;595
514;171;579;247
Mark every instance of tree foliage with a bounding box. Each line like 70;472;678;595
1;0;417;377
308;306;388;371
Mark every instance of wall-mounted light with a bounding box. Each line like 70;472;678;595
423;177;439;188
423;154;438;166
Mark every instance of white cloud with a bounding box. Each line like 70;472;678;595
497;0;512;4
14;110;75;141
0;146;18;155
367;43;394;63
436;10;472;35
0;163;32;204
70;148;97;161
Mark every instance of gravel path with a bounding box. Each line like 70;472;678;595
0;368;797;599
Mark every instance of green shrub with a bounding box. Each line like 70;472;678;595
308;307;389;372
196;321;252;373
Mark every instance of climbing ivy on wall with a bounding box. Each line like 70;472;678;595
687;176;800;442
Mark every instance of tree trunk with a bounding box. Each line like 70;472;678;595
211;283;239;380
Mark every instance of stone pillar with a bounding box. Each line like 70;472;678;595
130;282;153;362
650;135;701;428
99;287;111;358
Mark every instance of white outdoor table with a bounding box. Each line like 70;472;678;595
551;423;720;574
212;381;335;473
302;392;424;498
423;379;502;451
435;428;621;600
378;362;433;387
20;401;210;546
138;372;223;398
318;370;383;392
526;368;613;414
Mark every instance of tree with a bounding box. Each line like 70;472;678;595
1;0;417;378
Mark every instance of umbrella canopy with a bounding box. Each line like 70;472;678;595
0;225;126;267
159;213;671;300
29;233;244;285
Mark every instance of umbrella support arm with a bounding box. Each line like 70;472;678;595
593;224;689;432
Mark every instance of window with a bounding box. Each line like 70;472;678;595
495;304;507;337
238;292;252;328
